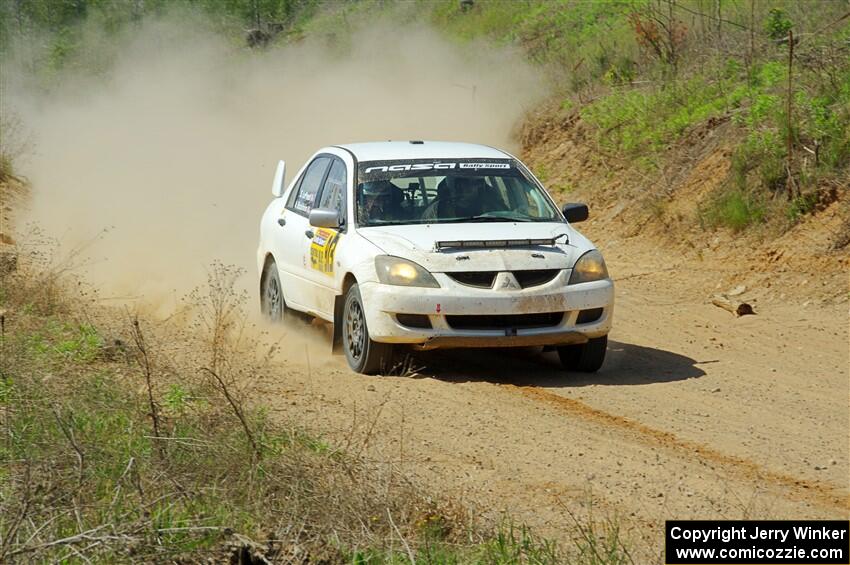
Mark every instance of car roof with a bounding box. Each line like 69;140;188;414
334;141;512;162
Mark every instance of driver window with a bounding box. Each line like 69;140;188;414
317;159;347;221
287;156;330;215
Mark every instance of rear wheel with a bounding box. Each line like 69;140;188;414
557;335;607;373
260;261;290;323
343;283;394;374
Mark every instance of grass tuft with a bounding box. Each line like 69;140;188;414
700;187;766;232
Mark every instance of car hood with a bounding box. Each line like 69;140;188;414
358;222;594;272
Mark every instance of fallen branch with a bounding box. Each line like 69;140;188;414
156;526;228;533
5;524;141;558
614;267;678;282
711;296;755;316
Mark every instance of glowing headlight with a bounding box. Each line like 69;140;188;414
569;250;609;284
375;256;440;288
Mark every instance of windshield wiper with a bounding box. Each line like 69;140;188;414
365;216;541;226
443;215;533;223
364;221;414;227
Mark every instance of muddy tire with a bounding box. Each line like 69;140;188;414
343;283;393;374
557;335;607;373
260;261;289;323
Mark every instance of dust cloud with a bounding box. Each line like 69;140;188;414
4;14;544;311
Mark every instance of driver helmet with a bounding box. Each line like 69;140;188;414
452;176;486;206
360;181;399;219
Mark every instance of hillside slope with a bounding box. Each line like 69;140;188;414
520;105;849;306
427;0;849;300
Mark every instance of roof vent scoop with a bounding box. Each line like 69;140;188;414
409;140;424;144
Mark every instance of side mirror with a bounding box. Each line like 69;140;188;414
562;203;589;223
271;160;286;197
309;208;341;229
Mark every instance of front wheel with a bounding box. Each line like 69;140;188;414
343;283;394;374
557;335;607;373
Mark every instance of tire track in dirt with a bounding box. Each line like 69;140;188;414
512;385;850;513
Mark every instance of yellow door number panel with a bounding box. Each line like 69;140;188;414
310;228;340;275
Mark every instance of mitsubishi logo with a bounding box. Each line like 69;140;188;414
496;272;521;290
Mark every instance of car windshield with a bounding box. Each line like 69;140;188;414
356;158;562;226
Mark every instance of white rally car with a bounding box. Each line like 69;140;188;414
257;141;613;374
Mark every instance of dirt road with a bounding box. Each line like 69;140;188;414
257;230;849;556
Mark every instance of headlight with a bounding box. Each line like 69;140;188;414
569;250;608;284
375;256;440;288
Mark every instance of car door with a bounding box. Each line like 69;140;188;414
275;155;331;311
300;157;347;319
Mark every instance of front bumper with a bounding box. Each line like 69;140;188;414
358;271;614;350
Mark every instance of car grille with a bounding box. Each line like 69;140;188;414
513;269;560;288
446;269;561;289
446;312;565;331
446;271;498;288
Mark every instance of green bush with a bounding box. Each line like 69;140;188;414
787;192;819;223
582;75;741;153
765;8;793;41
701;187;766;231
430;0;636;92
